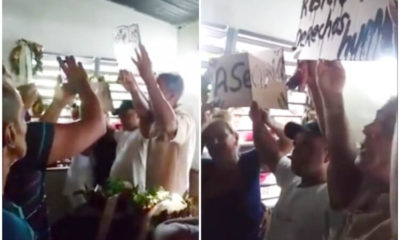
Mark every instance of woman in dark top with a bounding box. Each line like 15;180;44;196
202;119;263;240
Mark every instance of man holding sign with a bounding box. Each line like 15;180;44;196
119;44;196;195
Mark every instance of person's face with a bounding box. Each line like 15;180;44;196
118;109;140;131
203;123;239;164
358;100;397;180
291;132;328;177
4;94;28;163
157;77;177;106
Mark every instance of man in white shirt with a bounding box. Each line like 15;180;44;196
118;44;196;195
109;100;148;191
250;102;345;240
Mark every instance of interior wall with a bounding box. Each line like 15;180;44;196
177;21;200;170
3;0;178;85
342;60;398;143
201;0;302;42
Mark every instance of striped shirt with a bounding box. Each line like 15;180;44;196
4;122;55;240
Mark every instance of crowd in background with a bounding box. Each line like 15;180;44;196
201;60;398;240
3;44;198;240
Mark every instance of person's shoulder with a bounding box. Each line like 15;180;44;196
3;209;34;240
28;121;53;129
239;149;258;162
175;107;194;120
15;121;55;170
201;158;214;169
306;183;330;202
239;149;260;170
27;121;55;140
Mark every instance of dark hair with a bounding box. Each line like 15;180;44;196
158;73;184;99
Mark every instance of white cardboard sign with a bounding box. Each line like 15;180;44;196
113;24;141;70
211;50;288;109
296;0;396;60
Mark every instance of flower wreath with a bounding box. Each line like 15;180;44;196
9;39;43;75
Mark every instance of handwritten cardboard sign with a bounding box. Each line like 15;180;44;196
211;50;288;109
212;53;252;108
296;0;396;60
114;24;141;70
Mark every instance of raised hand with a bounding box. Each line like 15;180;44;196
250;101;264;125
251;102;276;128
302;60;317;87
57;56;89;93
53;83;76;106
132;44;154;81
316;60;346;96
250;101;282;170
118;70;137;92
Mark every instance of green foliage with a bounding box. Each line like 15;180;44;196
105;178;131;196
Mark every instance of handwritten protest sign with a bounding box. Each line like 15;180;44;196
114;24;141;70
251;49;288;109
211;50;288;109
212;53;252;108
296;0;396;60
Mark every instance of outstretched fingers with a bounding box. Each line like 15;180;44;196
57;56;69;75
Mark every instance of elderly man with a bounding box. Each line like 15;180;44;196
118;44;196;195
3;80;34;239
4;56;105;240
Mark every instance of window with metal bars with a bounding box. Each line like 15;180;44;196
30;52;148;123
201;22;308;208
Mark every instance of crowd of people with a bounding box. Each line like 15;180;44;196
1;23;397;240
201;60;398;240
3;44;197;240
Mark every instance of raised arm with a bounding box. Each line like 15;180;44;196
133;44;177;138
250;101;292;172
316;60;362;210
301;60;326;134
39;84;75;123
46;56;106;166
118;70;153;138
264;109;293;156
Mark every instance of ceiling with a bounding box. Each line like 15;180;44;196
109;0;198;25
201;0;302;42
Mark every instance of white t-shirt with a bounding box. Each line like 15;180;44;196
110;129;148;191
267;157;345;240
146;107;196;195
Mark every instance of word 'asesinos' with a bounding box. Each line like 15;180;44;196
213;62;275;97
213;62;251;97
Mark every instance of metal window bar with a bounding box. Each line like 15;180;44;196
201;22;307;209
31;52;150;121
